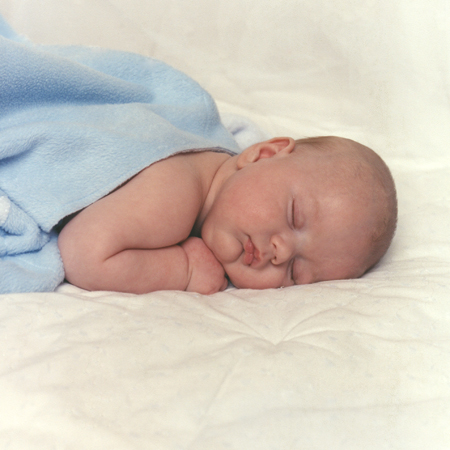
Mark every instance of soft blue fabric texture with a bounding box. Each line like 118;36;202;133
0;17;239;293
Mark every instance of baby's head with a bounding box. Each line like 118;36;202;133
292;136;397;267
201;135;397;289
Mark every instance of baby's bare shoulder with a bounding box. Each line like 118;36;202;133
106;153;208;245
59;153;211;260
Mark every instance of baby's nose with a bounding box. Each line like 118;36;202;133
270;234;293;265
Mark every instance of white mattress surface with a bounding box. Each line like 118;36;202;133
1;0;450;448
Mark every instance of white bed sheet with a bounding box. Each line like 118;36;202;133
1;0;450;449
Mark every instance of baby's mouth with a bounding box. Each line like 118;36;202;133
243;237;260;266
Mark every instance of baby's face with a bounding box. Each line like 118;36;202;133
201;149;377;289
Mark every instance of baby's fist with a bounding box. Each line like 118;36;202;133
181;237;228;295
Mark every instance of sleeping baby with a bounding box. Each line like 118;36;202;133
58;136;397;294
0;15;397;294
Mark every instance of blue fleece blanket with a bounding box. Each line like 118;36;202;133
0;17;239;293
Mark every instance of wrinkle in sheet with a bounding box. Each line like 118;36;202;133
190;352;248;436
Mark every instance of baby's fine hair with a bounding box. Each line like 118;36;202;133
294;136;398;270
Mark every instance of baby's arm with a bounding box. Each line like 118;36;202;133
58;154;227;295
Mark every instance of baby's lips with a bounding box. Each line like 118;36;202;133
244;237;255;265
244;251;254;265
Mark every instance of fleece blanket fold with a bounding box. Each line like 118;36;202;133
0;17;239;294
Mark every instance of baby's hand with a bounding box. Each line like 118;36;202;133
181;237;228;295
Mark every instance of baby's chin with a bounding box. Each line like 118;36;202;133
226;268;283;290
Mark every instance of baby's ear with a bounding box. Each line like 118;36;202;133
236;137;295;169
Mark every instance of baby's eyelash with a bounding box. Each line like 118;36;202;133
289;259;295;283
291;199;296;228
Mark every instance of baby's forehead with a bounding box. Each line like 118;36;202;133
288;145;379;200
293;137;386;180
293;138;364;163
291;143;368;178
